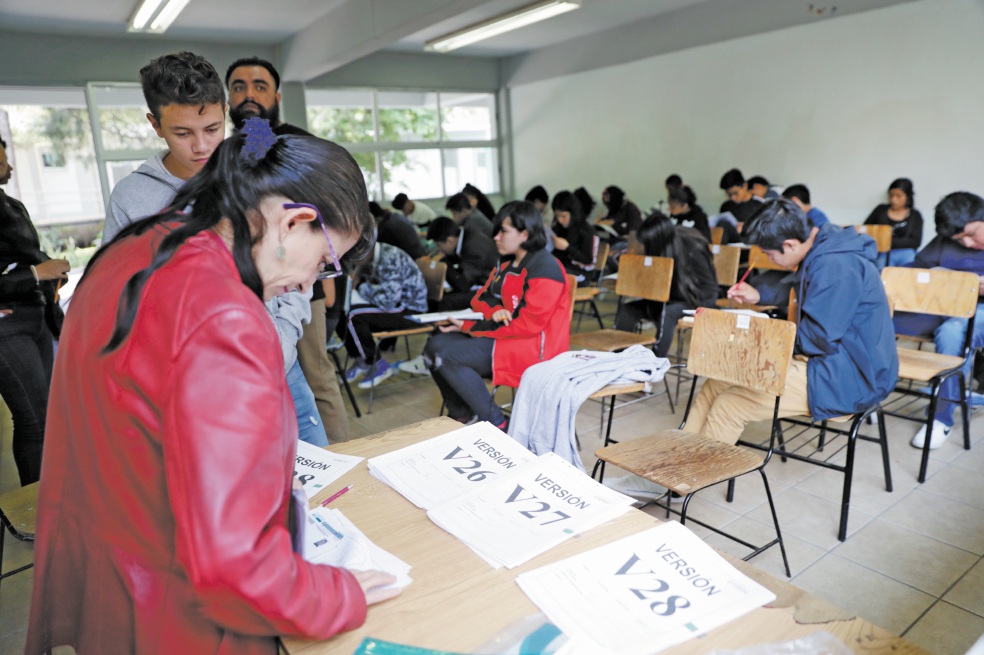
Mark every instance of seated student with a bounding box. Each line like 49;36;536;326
864;177;923;267
574;186;597;222
369;201;426;259
694;199;898;444
342;242;427;388
462;183;497;223
550;190;597;281
665;174;683;195
747;175;781;200
613;212;718;357
525;185;549;215
447;192;493;236
782;183;830;227
427;216;498;311
103;51;226;242
893;191;984;449
423;201;571;429
392;192;437;227
667;185;712;241
597;185;642;242
719;168;764;233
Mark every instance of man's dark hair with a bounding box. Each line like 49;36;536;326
665;174;682;189
781;184;811;205
719;168;745;191
446;192;472;213
935;192;984;239
427;216;461;243
225;56;281;90
525;185;548;205
747;175;770;188
140;51;225;120
392;193;409;211
368;201;386;219
493;201;547;252
743;198;812;250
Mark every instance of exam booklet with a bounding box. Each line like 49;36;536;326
367;422;537;509
303;507;412;590
426;452;636;569
294;440;364;500
409;309;484;323
516;521;776;655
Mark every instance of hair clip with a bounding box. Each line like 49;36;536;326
241;117;278;166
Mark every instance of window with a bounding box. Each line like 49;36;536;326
306;88;499;201
0;87;104;225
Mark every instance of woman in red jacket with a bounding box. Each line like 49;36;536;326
26;119;399;655
423;201;571;429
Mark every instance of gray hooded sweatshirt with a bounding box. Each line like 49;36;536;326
103;151;182;243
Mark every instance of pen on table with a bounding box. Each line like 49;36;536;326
321;484;354;507
730;265;754;308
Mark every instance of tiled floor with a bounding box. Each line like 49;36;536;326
2;301;984;654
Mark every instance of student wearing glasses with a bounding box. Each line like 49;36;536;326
26;119;401;655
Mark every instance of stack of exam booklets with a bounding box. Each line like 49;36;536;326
368;423;636;568
293;439;364;500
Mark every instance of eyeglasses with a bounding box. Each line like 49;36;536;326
282;202;344;279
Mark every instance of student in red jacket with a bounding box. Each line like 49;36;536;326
26;120;399;655
423;201;571;429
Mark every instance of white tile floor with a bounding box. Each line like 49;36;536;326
3;308;984;654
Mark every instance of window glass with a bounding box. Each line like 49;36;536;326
0;87;104;225
440;93;495;141
443;147;498;195
376;91;438;143
380;149;443;200
306;89;375;143
89;84;159;151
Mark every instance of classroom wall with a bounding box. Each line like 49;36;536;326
507;0;984;244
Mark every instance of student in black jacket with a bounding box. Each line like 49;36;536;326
667;185;712;242
864;177;923;267
550;190;597;281
427;217;498;311
369;201;426;260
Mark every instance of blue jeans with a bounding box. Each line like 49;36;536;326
895;305;984;426
877;248;916;269
0;305;54;485
286;360;329;447
423;331;505;425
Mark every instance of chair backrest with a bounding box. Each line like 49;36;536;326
881;266;978;319
855;224;892;254
614;254;674;302
0;482;39;540
415;257;447;303
567;274;578;319
709;244;741;287
748;245;795;272
687;309;797;396
593;240;611;280
710;226;724;245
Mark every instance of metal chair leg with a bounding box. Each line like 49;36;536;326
328;348;361;418
759;468;791;577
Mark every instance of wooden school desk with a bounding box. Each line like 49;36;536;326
284;417;928;655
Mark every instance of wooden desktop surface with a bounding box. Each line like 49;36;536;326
284;417;927;655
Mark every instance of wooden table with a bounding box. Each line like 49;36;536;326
285;417;927;655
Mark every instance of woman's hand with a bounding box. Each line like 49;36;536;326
35;259;70;281
492;309;512;325
438;317;464;333
551;234;569;251
352;570;402;605
726;282;761;305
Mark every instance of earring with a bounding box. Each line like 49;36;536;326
276;245;286;261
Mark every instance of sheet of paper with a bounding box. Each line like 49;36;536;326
409;309;484;323
516;521;776;655
303;507;412;590
294;440;364;500
426;453;636;569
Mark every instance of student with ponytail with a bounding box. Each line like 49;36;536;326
26;119;398;655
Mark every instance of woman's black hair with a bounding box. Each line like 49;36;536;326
889;178;915;209
462;183;496;220
525;185;548;205
86;130;374;353
667;185;697;207
636;211;709;307
550;190;585;227
493;200;547;252
603;185;625;210
573;187;595;218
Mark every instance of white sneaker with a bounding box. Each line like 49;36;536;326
397;355;431;376
910;420;952;449
603;474;670;501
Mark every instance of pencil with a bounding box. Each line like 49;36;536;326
730;266;754;308
321;484;353;507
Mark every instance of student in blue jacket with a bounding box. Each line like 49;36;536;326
689;199;898;444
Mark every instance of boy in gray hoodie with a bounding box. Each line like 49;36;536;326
102;51;226;242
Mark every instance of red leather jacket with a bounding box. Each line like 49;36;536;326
463;248;571;387
26;227;366;655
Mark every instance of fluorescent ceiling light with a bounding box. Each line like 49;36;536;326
425;0;580;53
127;0;191;33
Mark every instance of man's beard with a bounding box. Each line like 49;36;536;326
230;100;280;130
